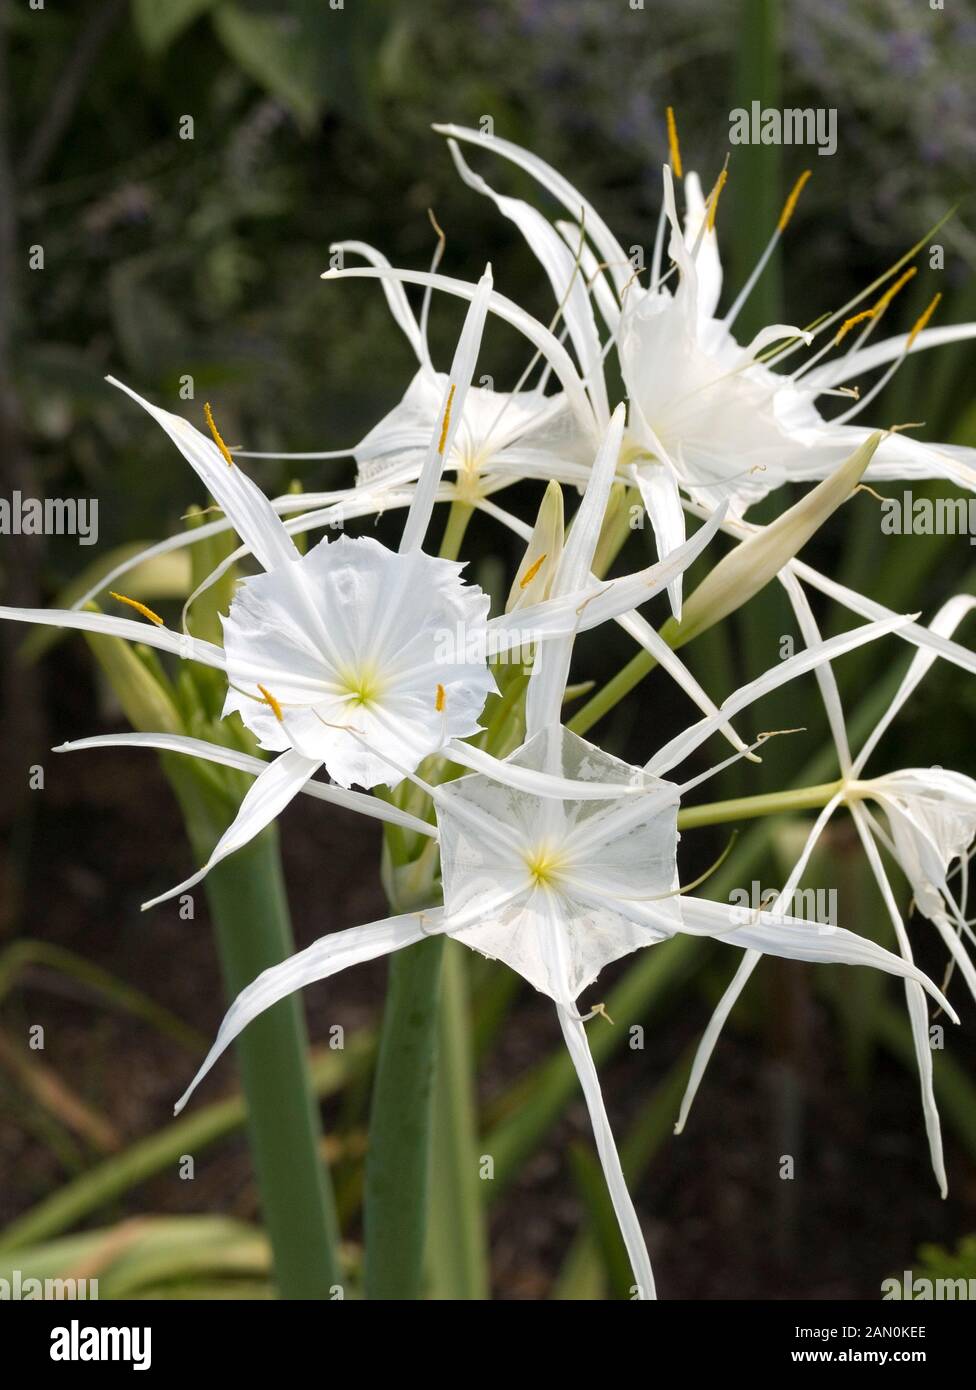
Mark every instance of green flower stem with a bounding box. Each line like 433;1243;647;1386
567;648;657;737
677;780;844;831
426;939;489;1299
166;763;341;1299
730;0;783;339
364;929;445;1299
439;498;474;563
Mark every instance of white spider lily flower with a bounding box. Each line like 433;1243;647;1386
435;124;976;526
353;366;592;505
675;593;976;1194
171;722;952;1300
105;261;498;806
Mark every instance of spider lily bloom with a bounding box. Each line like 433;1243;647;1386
339;228;595;504
170;720;952;1300
675;593;976;1195
435;123;976;527
0;273;506;896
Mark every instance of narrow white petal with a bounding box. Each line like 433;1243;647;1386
399;266;493;554
647;614;911;776
789;557;976;678
330;240;426;363
633;457;687;622
55;731;437;839
674;794;843;1134
0;603;226;670
679;894;958;1020
175;908;444;1113
810;322;976;389
107;378;298;573
446;739;648;800
616;608;752;759
141;749;323;911
448;141;609;426
854;595;976;775
557;1004;656;1300
525;406;626;736
433;123;632;296
851;805;948;1194
778;569;852;774
319;264;597;440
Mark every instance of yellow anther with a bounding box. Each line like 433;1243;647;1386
590;1002;615;1026
907;292;941;349
437;383;457;456
204;402;234;467
777;169;811;232
666;106;682;179
109;591;164;627
706;165;728;232
834;309;873;345
519;552;547;589
870;265;916;318
256;684;284;722
435;682;446;713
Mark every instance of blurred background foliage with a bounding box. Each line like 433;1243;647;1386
1;0;975;1299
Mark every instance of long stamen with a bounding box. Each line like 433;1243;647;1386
723;170;811;329
830;292;942;426
767;208;953;373
109;591;164;627
793;267;918;384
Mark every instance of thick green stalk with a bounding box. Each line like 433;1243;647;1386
167;764;341;1299
568;647;655;736
426;939;489;1299
730;0;783;339
364;930;445;1299
677;780;843;831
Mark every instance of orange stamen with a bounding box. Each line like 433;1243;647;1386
257;684;284;722
778;170;812;232
109;591;164;627
666;106;682;179
437;384;457;456
519;553;547;589
907;292;941;349
204;402;234;467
